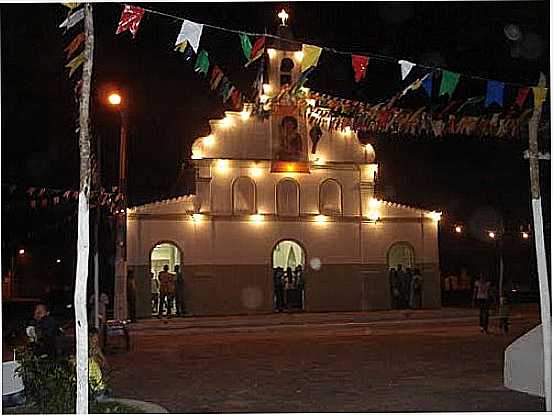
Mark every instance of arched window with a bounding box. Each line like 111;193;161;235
277;179;299;216
319;179;342;215
233;177;256;214
280;58;294;87
387;242;415;270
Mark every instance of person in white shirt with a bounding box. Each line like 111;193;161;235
150;271;160;314
473;274;491;333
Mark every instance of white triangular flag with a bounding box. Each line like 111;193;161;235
175;19;204;53
59;8;84;29
399;60;416;80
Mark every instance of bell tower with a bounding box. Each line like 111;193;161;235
265;10;311;173
264;10;303;101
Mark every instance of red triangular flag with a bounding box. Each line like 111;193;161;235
248;37;265;64
116;5;145;38
351;55;369;83
64;33;85;59
515;87;530;108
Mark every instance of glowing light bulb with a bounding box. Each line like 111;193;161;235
522;231;529;239
56;259;61;263
241;110;251;120
263;84;272;94
216;159;230;172
294;51;304;61
221;117;233;128
108;93;122;106
250;214;264;224
488;231;496;239
267;48;277;59
427;211;442;222
192;213;203;223
315;215;327;224
368;198;381;209
278;9;289;26
18;249;25;255
250;166;263;178
455;225;462;234
203;135;215;146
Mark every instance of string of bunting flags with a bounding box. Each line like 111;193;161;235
60;3;549;140
3;184;124;211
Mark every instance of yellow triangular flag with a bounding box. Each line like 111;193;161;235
532;86;548;109
66;51;85;78
62;2;79;9
174;40;188;53
301;44;322;72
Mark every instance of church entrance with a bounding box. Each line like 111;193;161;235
272;240;305;312
150;242;181;316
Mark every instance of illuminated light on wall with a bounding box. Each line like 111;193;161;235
488;231;496;239
18;249;25;255
313;156;326;165
262;84;272;94
220;117;233;128
368;198;381;209
250;166;263;178
216;159;230;173
426;211;442;222
56;259;62;263
367;211;380;222
455;225;462;234
191;150;204;160
203;134;215;146
315;215;327;224
294;51;304;61
250;214;264;224
191;213;203;223
240;110;251;120
267;48;277;59
522;231;529;239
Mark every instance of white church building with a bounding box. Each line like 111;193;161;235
125;28;441;318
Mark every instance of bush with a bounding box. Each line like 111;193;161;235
14;346;109;414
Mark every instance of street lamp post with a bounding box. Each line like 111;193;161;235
108;92;128;321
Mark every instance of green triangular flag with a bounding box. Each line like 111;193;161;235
194;50;209;75
239;33;252;61
439;70;461;97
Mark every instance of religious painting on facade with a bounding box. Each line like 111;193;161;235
271;105;310;173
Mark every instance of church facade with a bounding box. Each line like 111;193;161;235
125;34;441;318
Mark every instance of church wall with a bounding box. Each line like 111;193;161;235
127;215;440;315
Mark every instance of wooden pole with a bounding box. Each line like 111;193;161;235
527;74;551;411
75;3;94;413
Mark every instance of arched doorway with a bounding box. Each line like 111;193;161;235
272;240;305;312
387;242;415;270
150;242;181;316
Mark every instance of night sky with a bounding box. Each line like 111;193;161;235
1;2;550;295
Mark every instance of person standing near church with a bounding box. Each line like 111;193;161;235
158;265;175;317
150;271;160;314
127;270;137;322
473;274;491;333
174;265;186;317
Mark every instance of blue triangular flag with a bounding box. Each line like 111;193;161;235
421;73;433;96
485;80;505;108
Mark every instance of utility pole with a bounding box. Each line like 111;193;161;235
526;74;551;411
75;3;94;413
114;106;128;320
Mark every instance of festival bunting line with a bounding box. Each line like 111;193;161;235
127;3;543;91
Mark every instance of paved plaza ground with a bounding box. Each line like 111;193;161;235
106;306;545;413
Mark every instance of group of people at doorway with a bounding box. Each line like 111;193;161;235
150;264;185;317
389;265;424;309
273;265;305;312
